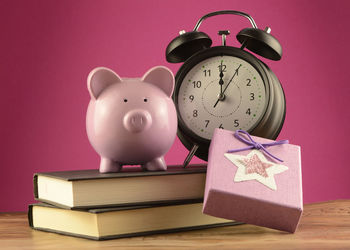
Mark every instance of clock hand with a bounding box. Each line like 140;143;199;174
222;64;241;94
213;62;225;108
219;61;224;98
213;64;241;108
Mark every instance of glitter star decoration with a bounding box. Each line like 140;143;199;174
243;154;273;177
224;149;288;190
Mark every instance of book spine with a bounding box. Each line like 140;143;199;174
33;174;39;199
28;204;34;228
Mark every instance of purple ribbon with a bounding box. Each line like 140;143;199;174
227;130;289;162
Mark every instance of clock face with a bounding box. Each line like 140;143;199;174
177;55;267;140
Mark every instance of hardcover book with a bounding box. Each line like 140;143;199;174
28;202;240;240
34;165;207;209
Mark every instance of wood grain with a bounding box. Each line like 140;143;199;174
1;200;350;249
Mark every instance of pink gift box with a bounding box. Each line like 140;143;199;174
203;129;303;233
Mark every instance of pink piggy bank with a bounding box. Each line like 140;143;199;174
86;66;177;173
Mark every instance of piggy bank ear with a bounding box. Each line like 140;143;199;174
142;66;174;97
87;67;122;99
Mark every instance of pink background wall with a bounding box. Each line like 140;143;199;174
1;0;349;212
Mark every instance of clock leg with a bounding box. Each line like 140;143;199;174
183;144;199;168
141;157;167;171
99;158;122;173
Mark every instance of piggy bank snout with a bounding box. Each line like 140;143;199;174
123;110;152;133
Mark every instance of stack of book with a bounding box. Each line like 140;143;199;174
28;165;240;240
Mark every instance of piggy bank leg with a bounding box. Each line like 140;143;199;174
99;158;122;173
141;157;167;171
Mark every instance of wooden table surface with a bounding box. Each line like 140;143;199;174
1;200;349;249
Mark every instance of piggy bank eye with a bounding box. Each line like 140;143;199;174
123;99;128;103
143;98;148;102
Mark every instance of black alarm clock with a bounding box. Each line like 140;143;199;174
166;10;286;167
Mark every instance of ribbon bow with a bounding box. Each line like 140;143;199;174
227;130;289;162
